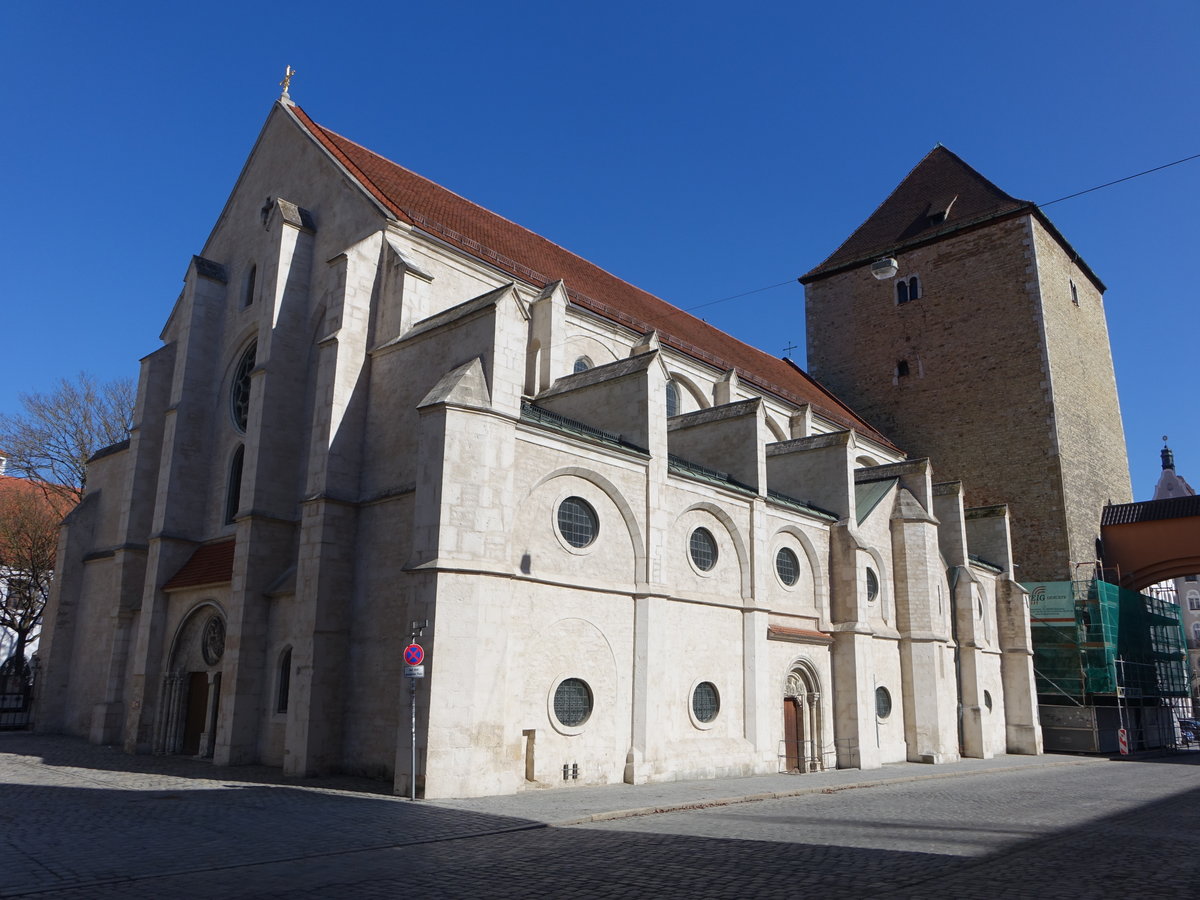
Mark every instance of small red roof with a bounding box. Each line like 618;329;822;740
163;539;236;591
287;105;896;450
767;625;833;644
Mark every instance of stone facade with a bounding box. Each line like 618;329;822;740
803;149;1131;583
36;103;1040;798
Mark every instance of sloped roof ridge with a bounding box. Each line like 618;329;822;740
295;107;644;294
802;145;1031;281
287;105;896;449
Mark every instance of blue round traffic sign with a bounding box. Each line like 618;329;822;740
403;643;425;666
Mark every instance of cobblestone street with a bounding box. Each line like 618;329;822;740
2;733;1198;898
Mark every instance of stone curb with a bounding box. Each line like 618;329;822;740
550;756;1112;827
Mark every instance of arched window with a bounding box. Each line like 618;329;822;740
572;356;592;374
896;280;909;304
224;445;244;525
908;276;920;300
1193;622;1200;645
666;380;681;418
1189;592;1200;611
896;360;910;378
231;341;257;432
865;567;879;602
276;647;292;713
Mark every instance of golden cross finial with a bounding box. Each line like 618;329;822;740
280;65;297;95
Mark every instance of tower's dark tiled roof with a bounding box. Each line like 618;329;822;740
287;105;897;451
802;146;1031;282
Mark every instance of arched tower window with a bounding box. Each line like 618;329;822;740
908;276;920;300
896;280;909;304
224;445;244;525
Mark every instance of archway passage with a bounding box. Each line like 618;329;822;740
1101;496;1200;591
783;667;823;773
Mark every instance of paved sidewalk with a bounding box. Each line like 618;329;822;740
426;750;1115;824
1;731;1123;827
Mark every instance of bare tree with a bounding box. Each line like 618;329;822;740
0;372;134;669
0;372;135;504
0;479;68;672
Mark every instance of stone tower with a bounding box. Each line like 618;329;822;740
801;147;1132;583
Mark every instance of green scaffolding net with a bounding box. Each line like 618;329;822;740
1025;580;1189;704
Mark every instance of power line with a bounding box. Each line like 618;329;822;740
1038;152;1200;209
680;279;798;314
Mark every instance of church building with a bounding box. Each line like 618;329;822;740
36;97;1041;798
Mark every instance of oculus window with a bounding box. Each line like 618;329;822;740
865;567;880;602
553;678;593;727
875;686;892;719
557;497;598;548
689;528;718;571
691;682;720;723
775;547;799;586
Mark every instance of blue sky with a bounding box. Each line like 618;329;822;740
2;1;1196;501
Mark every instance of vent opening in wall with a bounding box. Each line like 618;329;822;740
243;265;257;307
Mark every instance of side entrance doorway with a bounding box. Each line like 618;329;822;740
783;665;823;773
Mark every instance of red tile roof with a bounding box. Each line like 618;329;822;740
767;625;833;644
163;539;235;591
287;105;897;451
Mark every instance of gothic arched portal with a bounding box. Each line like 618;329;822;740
783;663;824;773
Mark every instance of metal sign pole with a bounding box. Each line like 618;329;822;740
410;675;417;801
406;620;428;801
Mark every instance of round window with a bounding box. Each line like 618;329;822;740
875;686;892;719
557;497;598;548
692;682;720;723
775;547;799;586
231;342;257;432
689;528;718;571
553;678;593;727
866;567;879;602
